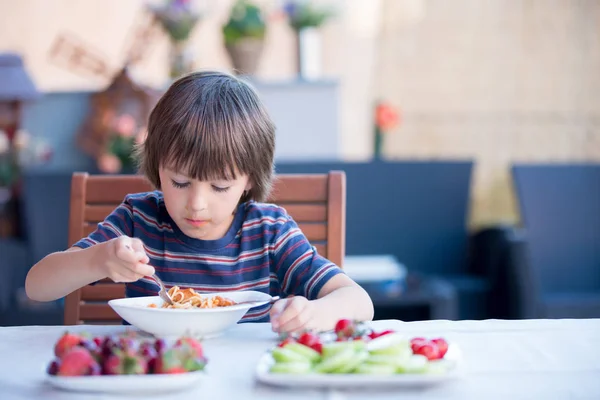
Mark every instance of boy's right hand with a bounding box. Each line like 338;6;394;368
101;237;155;283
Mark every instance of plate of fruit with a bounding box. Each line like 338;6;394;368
255;319;462;388
45;331;207;393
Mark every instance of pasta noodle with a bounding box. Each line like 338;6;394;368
148;286;236;309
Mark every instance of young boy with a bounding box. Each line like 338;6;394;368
25;71;374;333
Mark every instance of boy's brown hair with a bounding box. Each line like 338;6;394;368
136;70;275;202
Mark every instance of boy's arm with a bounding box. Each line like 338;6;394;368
25;244;110;302
270;215;374;331
25;197;152;302
311;274;374;328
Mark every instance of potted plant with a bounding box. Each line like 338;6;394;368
148;0;202;79
222;0;266;76
282;0;335;80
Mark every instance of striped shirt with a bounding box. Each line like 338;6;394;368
74;191;343;322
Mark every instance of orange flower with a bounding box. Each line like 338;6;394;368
375;103;400;132
97;153;122;174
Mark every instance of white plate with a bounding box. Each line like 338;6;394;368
46;370;205;394
109;291;273;339
255;343;463;389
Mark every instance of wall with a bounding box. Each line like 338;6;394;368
2;0;599;227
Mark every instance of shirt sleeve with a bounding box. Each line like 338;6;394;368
272;214;344;299
72;197;134;249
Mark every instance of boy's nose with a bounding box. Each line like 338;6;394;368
187;191;207;212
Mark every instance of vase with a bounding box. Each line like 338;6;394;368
296;27;322;80
225;38;264;76
169;41;195;79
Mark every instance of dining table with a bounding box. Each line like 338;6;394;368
1;318;599;400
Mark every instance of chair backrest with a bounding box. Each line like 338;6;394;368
512;163;600;294
64;171;346;324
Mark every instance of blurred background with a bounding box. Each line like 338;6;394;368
1;0;599;325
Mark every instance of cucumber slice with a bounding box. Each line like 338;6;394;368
354;363;397;375
426;359;452;374
369;342;412;358
272;347;311;363
284;343;321;363
397;354;428;373
269;361;312;374
321;341;366;358
365;354;403;367
313;348;356;373
331;351;369;374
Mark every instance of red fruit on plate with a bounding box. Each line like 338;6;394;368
47;359;61;375
93;337;103;347
54;332;83;359
410;337;428;352
368;329;395;340
310;342;323;354
431;338;449;358
297;332;321;348
413;343;441;361
103;349;148;375
58;347;100;376
175;337;204;358
334;319;355;339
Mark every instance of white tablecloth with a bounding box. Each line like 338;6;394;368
1;319;599;400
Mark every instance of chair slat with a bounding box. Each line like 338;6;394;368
81;284;126;301
269;175;328;202
79;303;120;321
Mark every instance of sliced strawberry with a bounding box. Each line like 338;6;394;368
413;343;441;361
431;338;449;358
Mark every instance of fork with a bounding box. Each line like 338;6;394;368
152;273;174;306
124;244;173;306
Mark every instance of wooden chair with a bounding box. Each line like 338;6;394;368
64;171;346;324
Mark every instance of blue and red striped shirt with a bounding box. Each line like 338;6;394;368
74;191;343;322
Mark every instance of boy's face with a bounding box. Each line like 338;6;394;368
159;166;252;240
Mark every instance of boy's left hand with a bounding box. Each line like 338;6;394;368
270;296;316;333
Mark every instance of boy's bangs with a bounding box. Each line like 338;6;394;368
161;108;251;182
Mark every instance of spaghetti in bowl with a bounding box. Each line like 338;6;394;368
108;290;273;339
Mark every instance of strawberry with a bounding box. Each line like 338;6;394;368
175;337;204;358
297;332;319;347
334;319;355;339
103;348;148;375
431;338;449;358
413;342;441;361
367;329;395;340
57;347;100;376
410;337;428;352
54;332;83;359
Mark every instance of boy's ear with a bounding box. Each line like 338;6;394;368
244;181;253;191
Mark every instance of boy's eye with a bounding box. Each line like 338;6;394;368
212;185;229;193
171;180;190;189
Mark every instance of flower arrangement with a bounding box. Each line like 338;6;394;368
373;101;400;159
282;0;335;31
97;113;146;174
148;0;201;43
148;0;203;78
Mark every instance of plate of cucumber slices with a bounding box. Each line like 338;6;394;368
255;320;462;388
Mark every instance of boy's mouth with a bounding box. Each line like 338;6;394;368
185;218;209;227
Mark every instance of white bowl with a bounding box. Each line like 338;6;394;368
108;290;272;339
